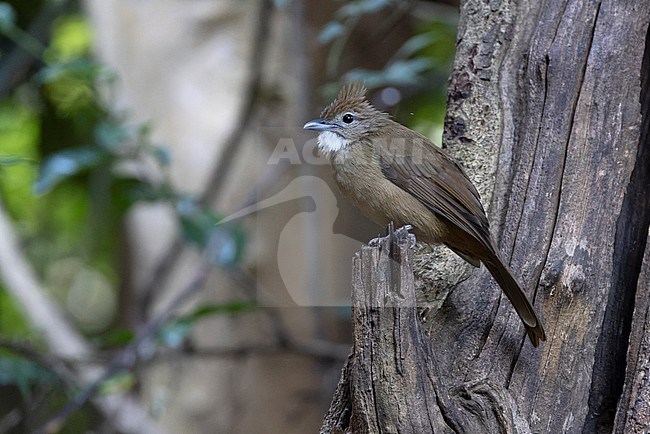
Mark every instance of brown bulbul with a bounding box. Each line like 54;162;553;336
304;82;546;347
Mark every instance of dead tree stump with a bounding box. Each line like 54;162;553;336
321;226;451;434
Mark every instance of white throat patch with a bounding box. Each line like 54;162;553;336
317;131;349;155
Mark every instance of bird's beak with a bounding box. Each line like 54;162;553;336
303;118;336;132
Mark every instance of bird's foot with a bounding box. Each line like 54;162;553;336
393;224;416;248
394;224;413;236
368;224;414;247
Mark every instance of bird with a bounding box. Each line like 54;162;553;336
303;82;546;347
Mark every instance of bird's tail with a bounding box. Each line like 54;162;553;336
483;253;546;347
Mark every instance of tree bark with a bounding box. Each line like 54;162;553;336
614;232;650;433
321;226;450;434
322;0;650;432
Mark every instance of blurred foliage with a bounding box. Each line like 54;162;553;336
0;292;31;337
0;0;458;430
0;350;58;398
320;0;457;144
0;345;95;433
0;0;247;430
94;301;255;352
157;301;255;349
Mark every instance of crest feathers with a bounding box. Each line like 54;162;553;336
321;80;375;119
338;81;367;102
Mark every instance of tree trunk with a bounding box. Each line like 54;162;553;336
322;0;650;432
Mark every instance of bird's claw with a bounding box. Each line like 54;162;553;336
368;224;414;248
397;224;413;234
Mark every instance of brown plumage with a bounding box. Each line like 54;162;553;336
304;82;546;347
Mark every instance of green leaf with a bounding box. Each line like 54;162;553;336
33;146;107;195
123;181;172;204
45;14;93;63
151;146;171;167
178;201;220;248
93;328;135;349
176;199;245;265
37;59;101;84
207;224;246;266
94;121;128;152
183;301;256;321
0;353;58;398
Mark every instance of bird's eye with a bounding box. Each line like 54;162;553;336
342;113;355;124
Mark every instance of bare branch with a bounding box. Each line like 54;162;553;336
138;0;275;318
0;199;166;434
40;234;350;430
0;200;90;359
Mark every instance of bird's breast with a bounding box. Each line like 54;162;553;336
331;145;449;243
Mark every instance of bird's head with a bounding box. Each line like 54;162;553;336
303;82;391;156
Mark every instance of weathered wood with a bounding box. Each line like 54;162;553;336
320;226;452;434
321;354;353;433
613;27;650;433
323;0;650;432
614;234;650;433
424;0;650;432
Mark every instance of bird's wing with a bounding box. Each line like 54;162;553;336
379;137;494;255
